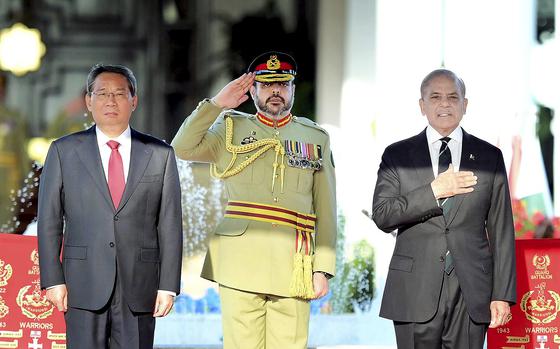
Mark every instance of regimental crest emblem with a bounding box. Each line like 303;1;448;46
28;249;40;276
0;296;8;318
30;249;39;265
16;280;54;320
267;55;280;70
533;254;551;270
0;259;13;286
521;282;560;324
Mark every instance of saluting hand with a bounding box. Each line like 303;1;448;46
211;72;256;109
431;164;477;199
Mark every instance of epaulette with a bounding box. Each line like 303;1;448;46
292;116;328;135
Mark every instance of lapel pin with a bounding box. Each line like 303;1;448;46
469;154;475;161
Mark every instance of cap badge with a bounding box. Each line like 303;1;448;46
267;55;281;70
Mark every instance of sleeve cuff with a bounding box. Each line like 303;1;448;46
158;290;177;297
46;284;65;290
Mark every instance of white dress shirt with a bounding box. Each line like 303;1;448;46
426;125;463;178
96;126;131;183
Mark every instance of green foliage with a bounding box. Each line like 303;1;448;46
330;211;376;313
342;240;376;312
329;211;347;313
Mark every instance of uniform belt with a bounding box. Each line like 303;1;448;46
224;200;316;233
225;200;317;299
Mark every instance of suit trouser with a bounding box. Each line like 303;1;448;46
219;284;311;349
65;270;155;349
393;269;488;349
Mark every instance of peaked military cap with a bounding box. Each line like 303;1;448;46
247;51;297;82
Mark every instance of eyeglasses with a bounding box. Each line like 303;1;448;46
91;91;130;101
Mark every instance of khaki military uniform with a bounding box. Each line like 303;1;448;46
172;99;336;348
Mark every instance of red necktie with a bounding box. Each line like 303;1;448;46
107;140;125;208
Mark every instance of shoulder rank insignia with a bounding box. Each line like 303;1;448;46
284;140;323;170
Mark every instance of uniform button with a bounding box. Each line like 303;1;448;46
114;216;119;221
273;197;278;202
275;174;279;178
109;242;115;247
275;131;280;136
272;223;278;227
445;228;449;234
245;156;250;160
439;256;445;262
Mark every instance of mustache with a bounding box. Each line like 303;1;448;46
266;96;285;104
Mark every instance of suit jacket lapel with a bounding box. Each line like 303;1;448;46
445;128;474;225
116;128;153;213
410;129;446;227
410;129;435;182
75;127;115;210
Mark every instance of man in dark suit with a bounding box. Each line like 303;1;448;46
372;69;516;348
38;64;183;349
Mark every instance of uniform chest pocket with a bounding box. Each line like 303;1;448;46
286;167;314;193
298;171;313;192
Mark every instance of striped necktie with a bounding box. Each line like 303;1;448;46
438;137;454;274
438;137;452;208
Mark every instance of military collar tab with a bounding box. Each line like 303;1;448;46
256;112;292;128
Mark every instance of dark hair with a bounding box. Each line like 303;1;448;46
86;63;137;97
420;69;466;99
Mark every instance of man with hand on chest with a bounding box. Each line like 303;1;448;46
372;69;516;349
172;51;337;349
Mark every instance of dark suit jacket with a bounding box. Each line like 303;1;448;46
372;128;516;323
38;126;183;312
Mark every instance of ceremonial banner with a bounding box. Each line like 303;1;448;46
0;234;66;349
488;239;560;349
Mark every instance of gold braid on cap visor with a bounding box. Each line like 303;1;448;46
254;73;295;82
211;116;286;193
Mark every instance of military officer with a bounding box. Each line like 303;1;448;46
172;51;337;349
